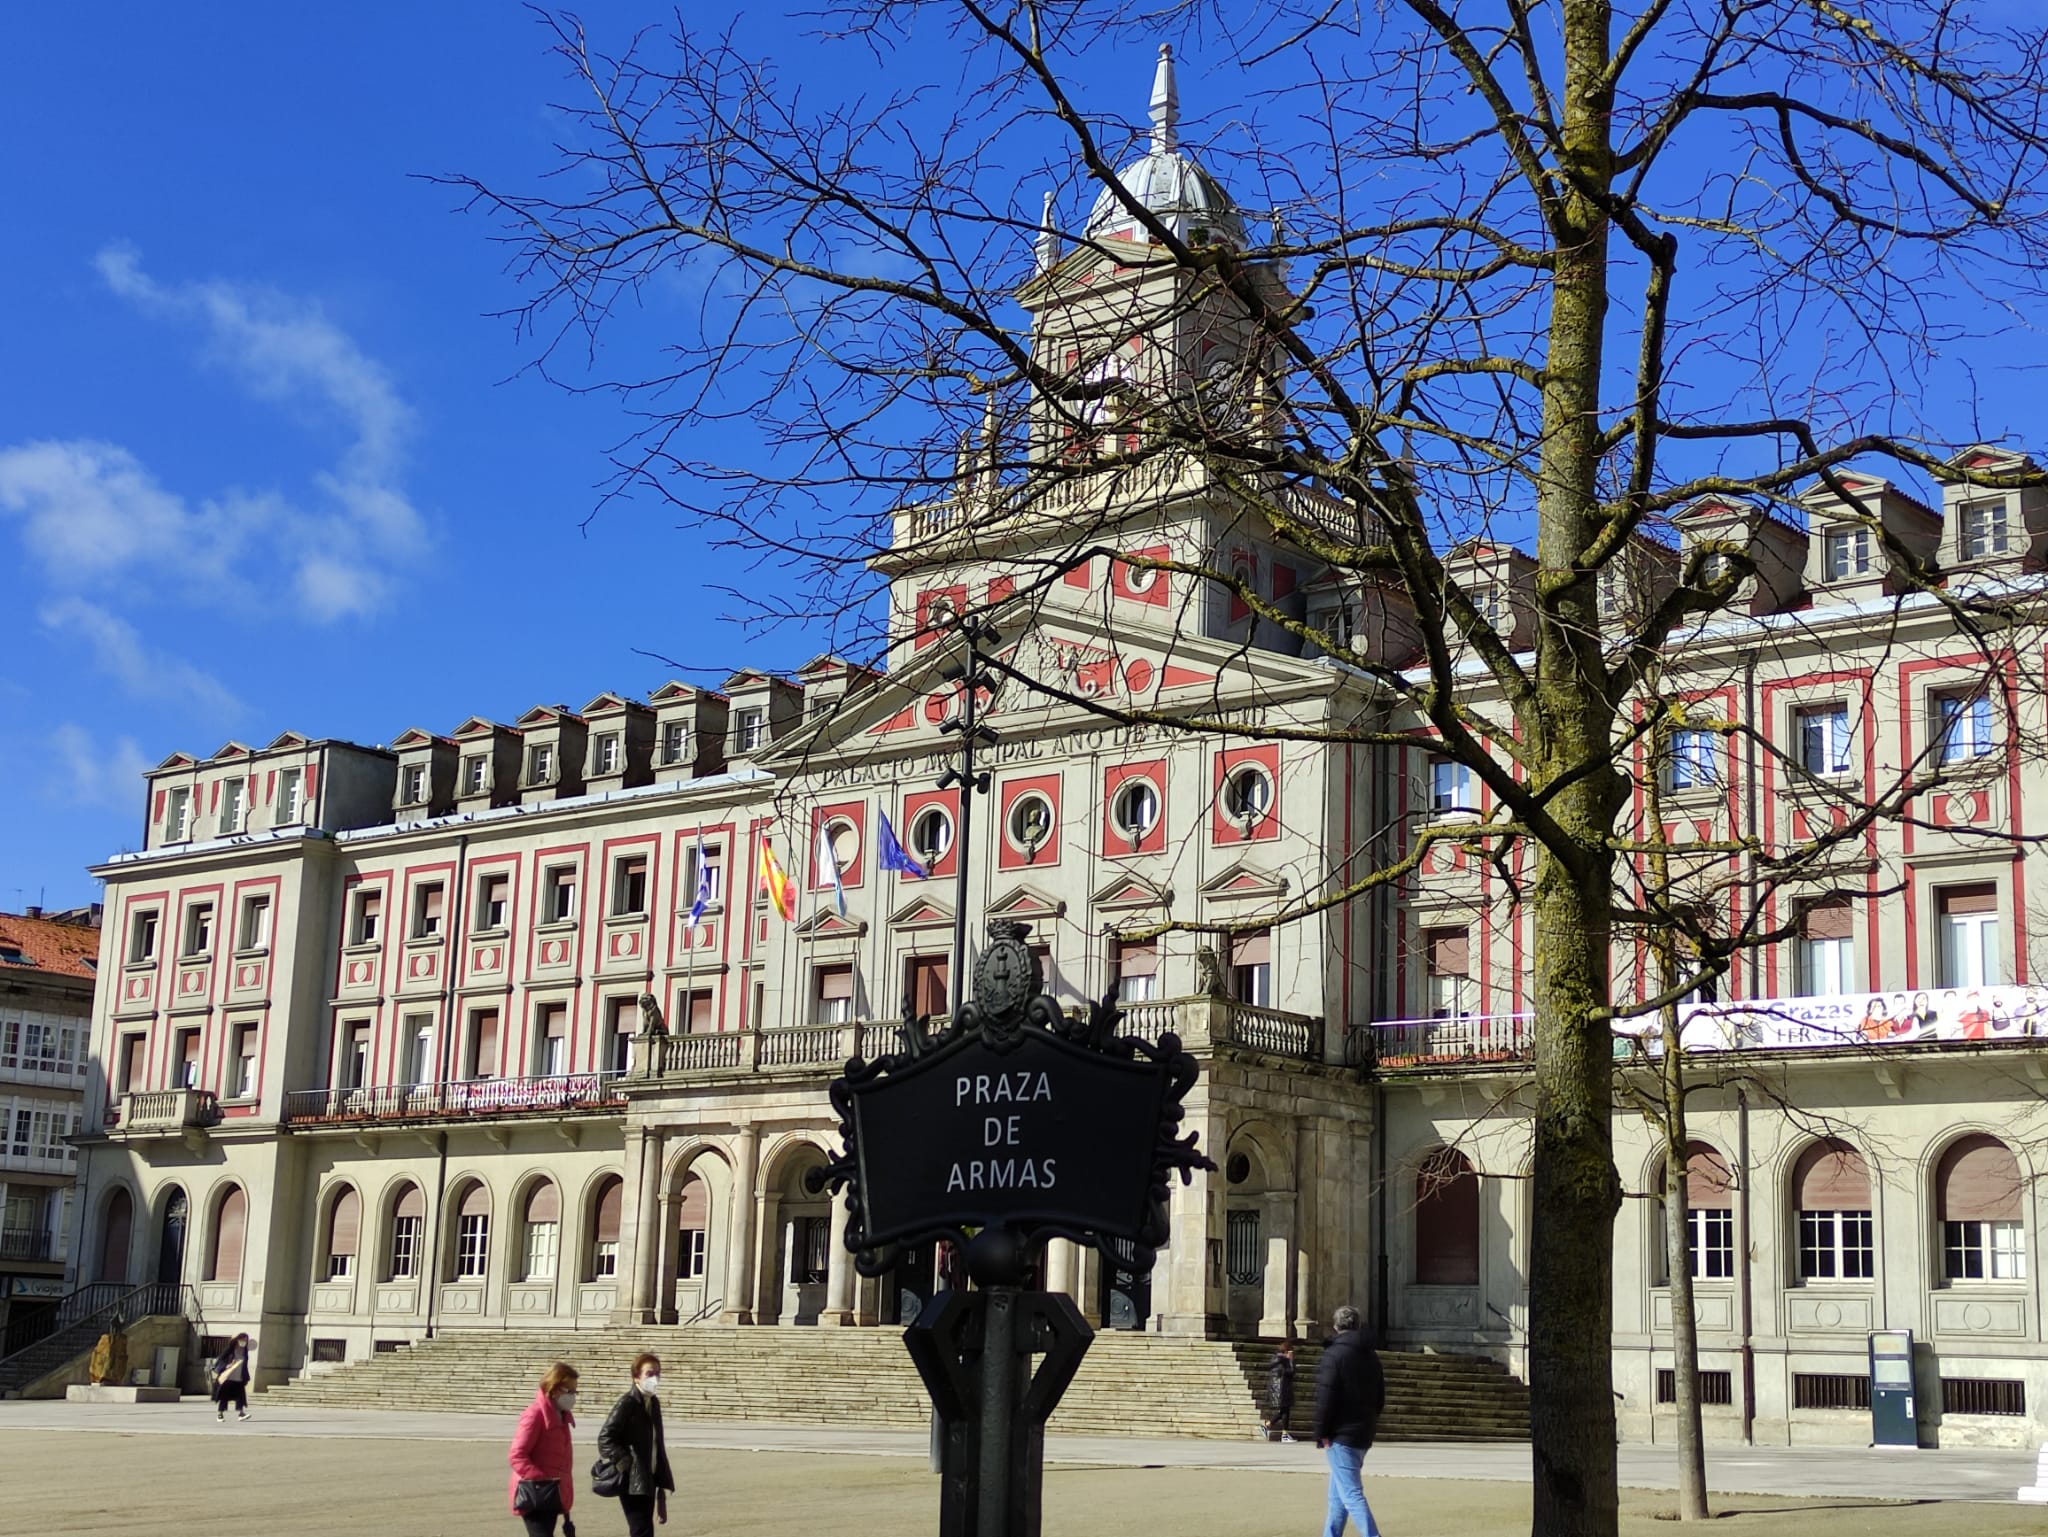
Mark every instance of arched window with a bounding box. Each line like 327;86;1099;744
325;1187;361;1280
1938;1135;2026;1281
589;1176;624;1280
98;1188;134;1284
1654;1143;1734;1281
389;1183;424;1280
208;1186;247;1283
452;1183;490;1281
1415;1147;1480;1285
1793;1140;1872;1281
521;1181;560;1281
156;1187;188;1285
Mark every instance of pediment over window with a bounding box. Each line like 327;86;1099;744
451;716;510;740
207;741;253;762
987;884;1066;923
390;727;452;750
1199;861;1289;902
888;895;955;931
794;908;869;941
263;731;311;752
514;704;581;729
151;752;199;772
1093;874;1173;911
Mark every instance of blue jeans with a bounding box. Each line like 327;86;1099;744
1323;1442;1379;1537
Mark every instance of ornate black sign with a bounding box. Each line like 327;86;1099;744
810;920;1210;1277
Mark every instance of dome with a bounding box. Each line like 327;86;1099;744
1084;46;1247;250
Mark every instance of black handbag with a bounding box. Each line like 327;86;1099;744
589;1455;627;1499
514;1479;563;1517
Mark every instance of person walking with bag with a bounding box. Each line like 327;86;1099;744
210;1333;253;1423
1312;1306;1386;1536
596;1352;673;1534
1263;1341;1298;1443
509;1362;580;1536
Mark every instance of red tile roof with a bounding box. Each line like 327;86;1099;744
0;911;102;980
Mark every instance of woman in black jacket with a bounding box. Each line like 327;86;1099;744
597;1352;674;1534
210;1333;252;1423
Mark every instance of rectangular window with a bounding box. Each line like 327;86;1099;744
906;955;950;1018
176;1029;201;1090
182;902;214;958
1656;1369;1733;1406
1936;691;1995;762
218;778;243;836
594;734;620;775
461;756;487;796
1793;1374;1871;1411
390;1215;421;1279
1944;1219;2027;1281
813;964;855;1025
1113;939;1159;1003
1797;1209;1874;1280
1798;705;1852;776
1823;527;1872;580
525;1220;559;1281
475;873;508;932
543;868;577;924
1940;1378;2027;1417
684;845;724;907
468;1009;500;1079
129;909;159;964
736;710;765;752
119;1034;146;1094
231;1024;258;1099
612;855;648;917
456;1213;489;1279
528;744;554;786
680;1228;708;1280
166;786;191;841
604;996;635;1074
662;722;690;766
1429;760;1472;816
411;883;445;940
342;1022;371;1090
790;1215;829;1284
1938;885;2001;989
1231;930;1273;1008
351;889;382;946
1666;729;1720;790
536;1003;568;1077
276;769;303;825
683;989;715;1034
1226;1208;1264;1285
1795;900;1853;996
1424;928;1472;1019
1961;499;2010;560
402;1014;434;1087
594;1236;621;1279
1687;1207;1735;1279
236;893;271;952
401;764;426;805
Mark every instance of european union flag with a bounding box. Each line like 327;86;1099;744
876;810;928;879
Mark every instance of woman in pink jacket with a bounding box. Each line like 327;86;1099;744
509;1362;580;1536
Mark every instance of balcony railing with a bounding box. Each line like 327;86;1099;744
0;1229;53;1263
117;1088;221;1134
282;1072;626;1126
1371;1013;1537;1068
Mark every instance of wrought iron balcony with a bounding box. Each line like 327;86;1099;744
282;1072;626;1126
116;1088;221;1134
0;1228;53;1263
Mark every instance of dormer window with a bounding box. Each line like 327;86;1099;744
594;734;620;775
461;756;487;796
401;764;427;806
1961;500;2010;560
661;723;689;766
166;787;191;842
218;779;243;836
277;769;303;825
735;710;765;752
1823;527;1872;580
528;744;554;786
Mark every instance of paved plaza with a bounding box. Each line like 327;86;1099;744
0;1399;2039;1534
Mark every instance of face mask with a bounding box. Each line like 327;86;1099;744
554;1392;578;1413
639;1376;661;1396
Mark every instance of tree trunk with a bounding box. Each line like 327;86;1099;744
1659;1044;1710;1520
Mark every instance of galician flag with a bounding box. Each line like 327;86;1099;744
876;810;928;879
758;836;797;923
816;820;849;917
686;831;713;929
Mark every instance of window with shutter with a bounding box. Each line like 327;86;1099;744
211;1187;247;1283
1940;1135;2026;1281
1230;930;1272;1007
390;1183;425;1279
1795;1140;1872;1280
592;1176;625;1279
1414;1147;1480;1285
1113;939;1159;1002
327;1187;361;1279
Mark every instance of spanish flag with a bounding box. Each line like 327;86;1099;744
759;837;797;923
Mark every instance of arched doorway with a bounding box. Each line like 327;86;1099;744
98;1188;134;1284
156;1188;188;1286
761;1142;829;1326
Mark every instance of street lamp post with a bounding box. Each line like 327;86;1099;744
936;616;1001;1016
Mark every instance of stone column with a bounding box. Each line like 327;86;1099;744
754;1194;784;1323
720;1124;759;1325
1045;1238;1077;1299
625;1127;664;1322
652;1192;677;1324
1261;1192;1296;1338
1160;1097;1229;1335
820;1193;855;1325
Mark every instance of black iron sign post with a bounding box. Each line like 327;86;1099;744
809;921;1213;1537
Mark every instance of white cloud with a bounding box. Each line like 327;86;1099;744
47;723;153;811
39;598;243;721
0;247;427;623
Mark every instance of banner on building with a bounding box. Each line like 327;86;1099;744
1623;982;2048;1055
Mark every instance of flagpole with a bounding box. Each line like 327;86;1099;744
683;831;699;1038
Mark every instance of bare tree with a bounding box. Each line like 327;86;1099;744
450;5;2048;1533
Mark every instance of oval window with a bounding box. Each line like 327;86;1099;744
1224;765;1272;824
910;806;954;864
1112;779;1160;841
1007;794;1054;852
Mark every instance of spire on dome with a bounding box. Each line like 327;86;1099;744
1034;190;1062;273
1149;44;1179;153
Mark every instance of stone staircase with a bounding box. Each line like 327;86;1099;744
275;1324;1529;1442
